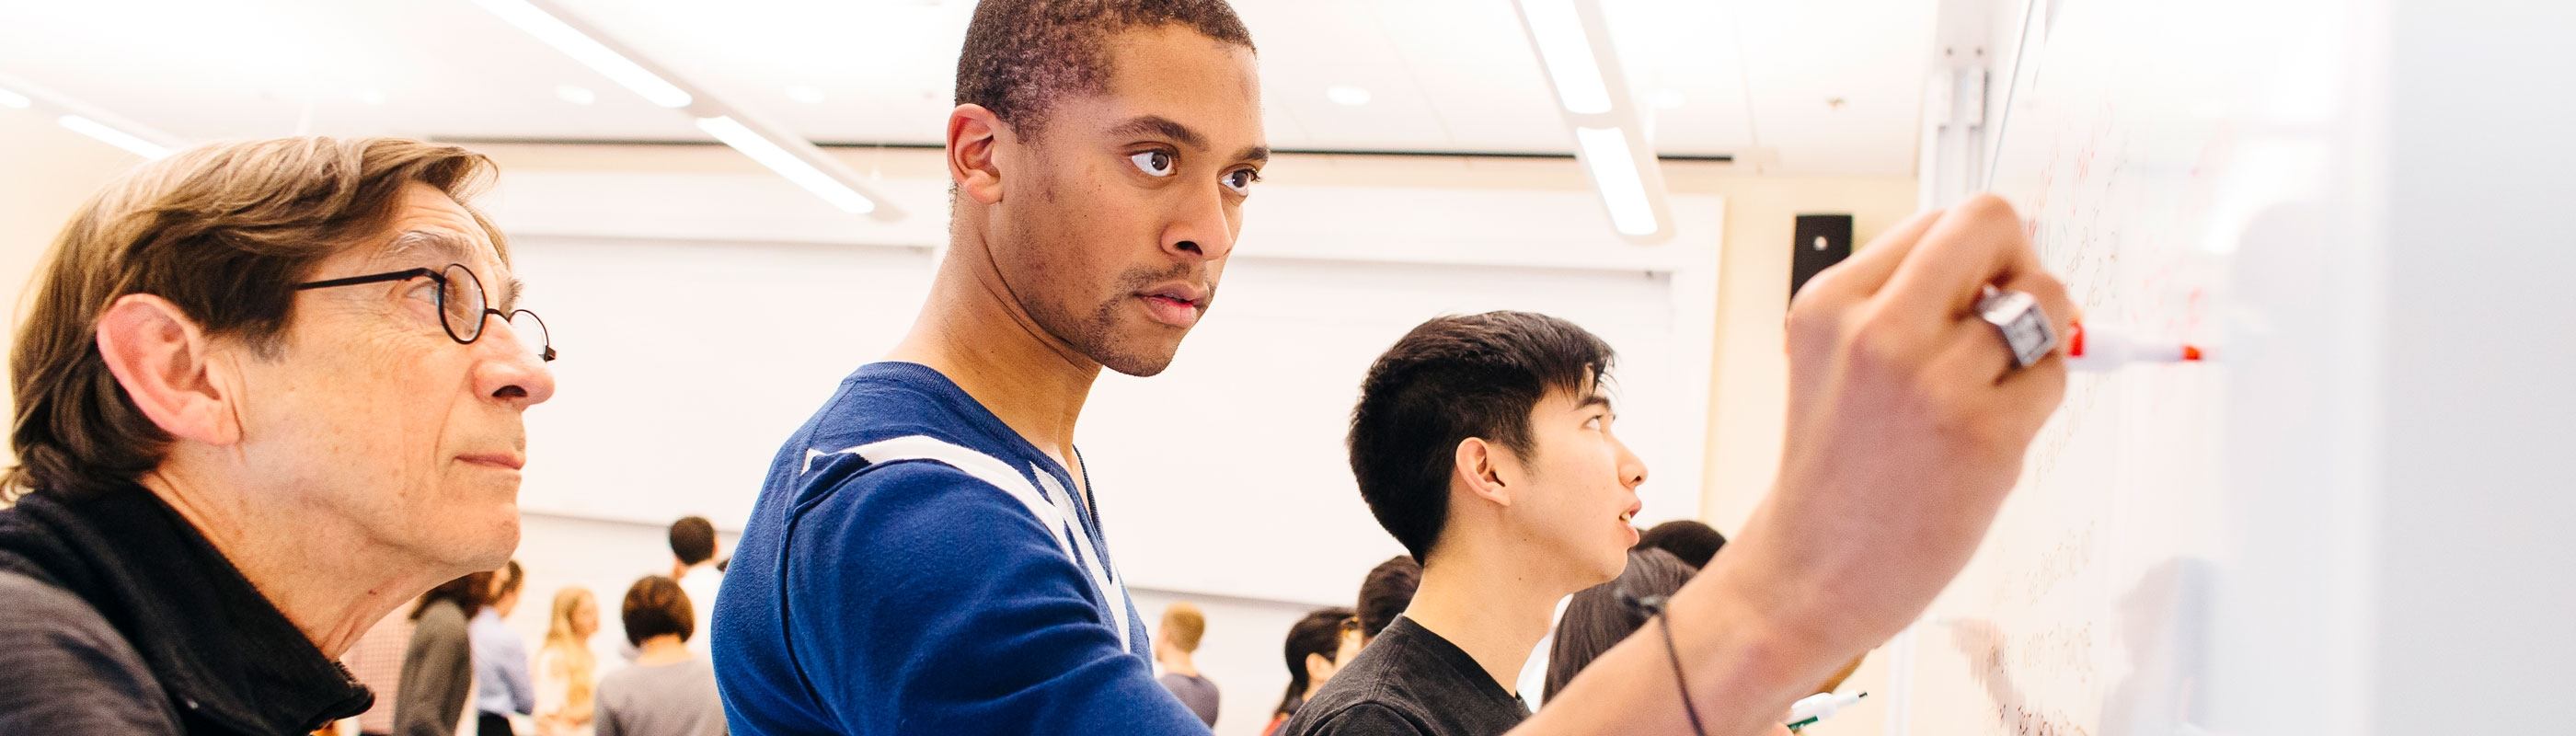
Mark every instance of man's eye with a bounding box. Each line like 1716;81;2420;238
1129;151;1176;178
1223;167;1261;195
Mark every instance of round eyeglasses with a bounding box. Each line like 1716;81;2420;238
293;263;556;363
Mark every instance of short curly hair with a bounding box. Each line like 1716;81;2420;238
953;0;1256;143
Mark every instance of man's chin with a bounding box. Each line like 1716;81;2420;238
1088;336;1187;377
441;508;521;572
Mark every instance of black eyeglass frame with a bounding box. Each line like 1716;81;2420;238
292;263;556;362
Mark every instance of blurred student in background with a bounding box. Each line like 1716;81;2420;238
1542;549;1697;701
536;587;601;736
666;517;723;658
345;609;418;735
401;571;494;736
1156;602;1221;727
1265;607;1362;736
595;577;725;736
473;561;535;735
1632;520;1725;569
1354;556;1420;645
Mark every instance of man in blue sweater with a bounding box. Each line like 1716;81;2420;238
713;0;2081;734
712;1;1267;733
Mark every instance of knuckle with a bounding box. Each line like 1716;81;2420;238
1959;192;2019;222
1786;291;1843;343
1843;309;1922;379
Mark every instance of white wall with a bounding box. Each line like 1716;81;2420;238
0;109;148;465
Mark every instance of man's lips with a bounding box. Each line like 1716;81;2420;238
458;453;525;470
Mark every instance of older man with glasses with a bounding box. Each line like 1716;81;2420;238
0;137;555;735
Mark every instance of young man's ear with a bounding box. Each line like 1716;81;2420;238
1305;652;1335;683
93;293;241;446
1454;437;1514;508
947;104;1008;206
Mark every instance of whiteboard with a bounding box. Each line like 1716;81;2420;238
489;171;1722;606
1895;0;2371;734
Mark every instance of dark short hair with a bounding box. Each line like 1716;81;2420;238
621;575;695;647
1347;312;1616;564
1545;549;1698;700
1635;520;1728;569
1354;555;1420;640
669;516;717;566
1275;606;1355;718
6;137;503;501
414;569;494;621
493;559;524;599
953;0;1256;143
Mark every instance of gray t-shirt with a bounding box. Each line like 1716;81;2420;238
595;657;727;736
1157;672;1221;727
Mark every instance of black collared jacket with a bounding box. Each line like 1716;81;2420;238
0;487;374;734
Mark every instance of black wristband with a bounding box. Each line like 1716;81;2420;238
1623;593;1708;736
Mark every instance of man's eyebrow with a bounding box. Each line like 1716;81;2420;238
1106;115;1209;151
1236;145;1271;165
381;229;523;308
1575;393;1613;413
379;229;473;266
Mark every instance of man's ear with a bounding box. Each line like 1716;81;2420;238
947;104;1008;206
92;293;240;446
1454;437;1514;508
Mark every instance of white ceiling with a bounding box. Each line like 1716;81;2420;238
0;0;1936;176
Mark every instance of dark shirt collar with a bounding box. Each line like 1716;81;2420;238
1385;616;1530;709
0;488;374;732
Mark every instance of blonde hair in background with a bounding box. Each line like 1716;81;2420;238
541;586;597;713
1160;601;1206;652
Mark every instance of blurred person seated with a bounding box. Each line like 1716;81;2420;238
1154;602;1221;727
594;577;725;736
1264;607;1361;736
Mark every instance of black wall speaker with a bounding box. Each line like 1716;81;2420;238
1790;213;1854;304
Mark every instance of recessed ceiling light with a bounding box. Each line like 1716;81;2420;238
1326;85;1372;107
353;88;389;106
555;84;598;105
785;85;826;105
1648;89;1685;110
59;114;170;159
0;86;31;109
471;0;692;108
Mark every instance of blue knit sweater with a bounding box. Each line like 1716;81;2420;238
712;362;1206;735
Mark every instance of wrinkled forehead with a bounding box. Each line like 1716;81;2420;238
361;227;523;308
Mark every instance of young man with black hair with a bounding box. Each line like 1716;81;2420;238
1280;311;1653;736
715;1;2080;734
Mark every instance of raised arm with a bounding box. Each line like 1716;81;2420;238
1520;195;2077;736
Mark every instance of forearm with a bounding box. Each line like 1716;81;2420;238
1512;501;1861;735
